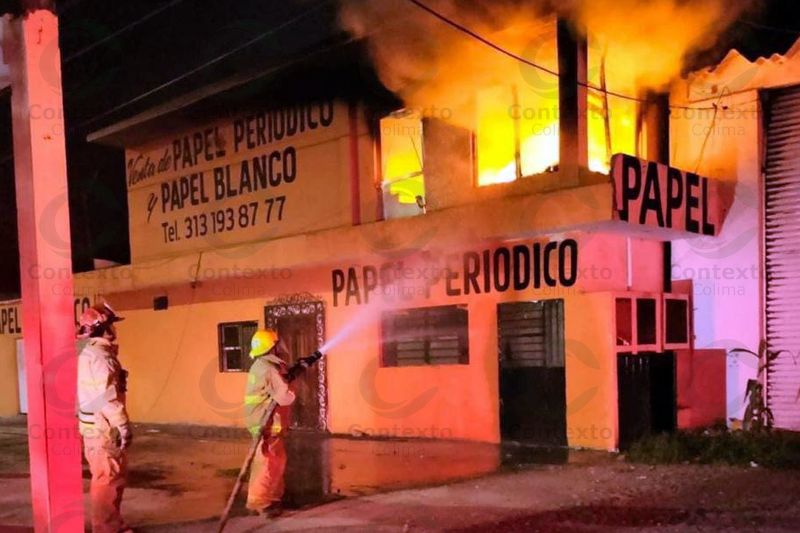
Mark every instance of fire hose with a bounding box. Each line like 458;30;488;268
217;350;324;532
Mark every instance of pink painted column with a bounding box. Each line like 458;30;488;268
3;9;84;532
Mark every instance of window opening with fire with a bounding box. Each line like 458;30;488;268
472;29;651;182
380;109;426;218
474;20;559;186
587;35;648;173
476;84;560;185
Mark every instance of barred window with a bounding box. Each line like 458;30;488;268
382;305;469;367
218;321;258;372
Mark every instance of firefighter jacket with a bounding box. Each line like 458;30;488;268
244;354;295;437
77;337;130;440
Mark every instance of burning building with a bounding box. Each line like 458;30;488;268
3;0;779;459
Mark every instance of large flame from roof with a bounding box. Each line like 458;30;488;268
342;0;754;183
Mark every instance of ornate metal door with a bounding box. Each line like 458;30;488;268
265;295;327;431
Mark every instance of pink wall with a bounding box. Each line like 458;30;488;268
670;89;762;422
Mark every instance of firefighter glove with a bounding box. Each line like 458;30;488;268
118;423;133;450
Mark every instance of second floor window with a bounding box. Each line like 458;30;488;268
380;110;426;218
476;85;559;186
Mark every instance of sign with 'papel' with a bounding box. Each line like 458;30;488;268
611;153;734;237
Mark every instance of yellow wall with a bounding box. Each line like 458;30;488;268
0;228;649;449
0;300;22;416
125;101;357;262
0;294;97;418
564;294;617;449
121;97;614;267
104;232;636;450
327;288;618;448
112;268;332;426
65;90;682;452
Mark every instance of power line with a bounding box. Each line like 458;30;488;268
63;0;187;63
736;18;800;35
403;0;721;111
75;0;337;130
0;0;342;166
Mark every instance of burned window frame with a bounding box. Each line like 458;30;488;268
381;305;469;367
378;109;427;218
217;321;258;373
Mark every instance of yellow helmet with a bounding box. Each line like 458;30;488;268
249;329;279;358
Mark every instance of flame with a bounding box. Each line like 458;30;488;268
381;111;425;204
476;86;519;185
342;0;755;184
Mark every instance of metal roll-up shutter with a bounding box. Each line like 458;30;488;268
765;85;800;430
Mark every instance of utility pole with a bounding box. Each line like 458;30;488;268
2;3;84;530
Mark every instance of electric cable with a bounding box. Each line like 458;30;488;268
403;0;725;111
63;0;188;63
141;250;203;418
736;18;800;35
0;0;343;165
1;0;765;166
694;102;720;174
73;0;337;130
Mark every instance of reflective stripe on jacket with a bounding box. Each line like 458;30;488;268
77;337;129;439
244;354;295;437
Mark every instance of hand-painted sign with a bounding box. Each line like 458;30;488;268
0;304;22;336
125;100;352;261
332;238;579;307
611;154;734;236
0;297;94;335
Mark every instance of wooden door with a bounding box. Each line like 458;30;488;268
277;315;320;430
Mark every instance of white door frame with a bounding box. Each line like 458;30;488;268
16;338;27;414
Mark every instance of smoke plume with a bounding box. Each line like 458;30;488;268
340;0;755;113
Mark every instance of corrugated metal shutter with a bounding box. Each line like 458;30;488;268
765;85;800;430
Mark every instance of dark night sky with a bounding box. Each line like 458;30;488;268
0;0;799;298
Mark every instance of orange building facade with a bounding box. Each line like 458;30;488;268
0;21;742;451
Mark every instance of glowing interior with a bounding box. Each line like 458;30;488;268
380;25;645;190
380;111;425;205
473;24;641;184
586;34;641;174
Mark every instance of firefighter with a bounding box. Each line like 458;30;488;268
244;329;296;518
76;303;132;533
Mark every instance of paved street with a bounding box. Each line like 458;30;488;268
2;418;799;531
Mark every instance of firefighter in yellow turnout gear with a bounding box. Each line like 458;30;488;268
244;329;296;516
76;303;132;533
